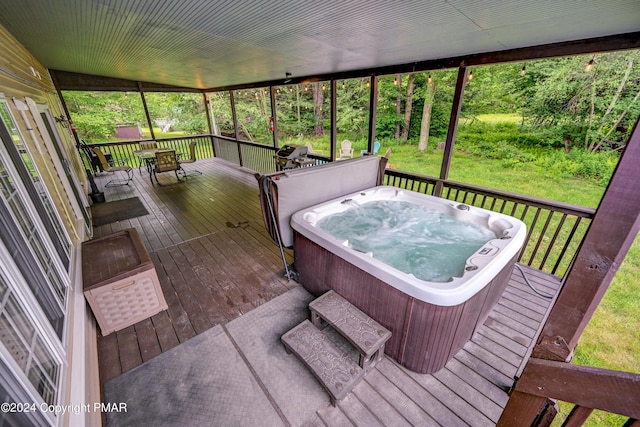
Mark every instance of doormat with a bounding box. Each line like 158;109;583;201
91;197;149;227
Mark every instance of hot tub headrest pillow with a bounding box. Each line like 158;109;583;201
260;156;385;247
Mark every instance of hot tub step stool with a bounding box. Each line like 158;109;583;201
281;319;365;406
309;290;392;373
281;291;392;406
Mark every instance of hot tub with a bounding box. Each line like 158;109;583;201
291;186;526;373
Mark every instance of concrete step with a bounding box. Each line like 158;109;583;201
281;319;364;406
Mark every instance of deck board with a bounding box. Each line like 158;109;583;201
91;157;562;424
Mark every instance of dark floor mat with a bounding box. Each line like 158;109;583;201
90;197;149;227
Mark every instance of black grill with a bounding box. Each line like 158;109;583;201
274;144;312;170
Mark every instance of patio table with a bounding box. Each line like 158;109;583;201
133;148;183;175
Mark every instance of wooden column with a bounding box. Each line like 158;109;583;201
138;82;155;140
229;90;243;166
436;65;467;196
50;72;81;147
330;79;337;161
269;86;278;148
499;117;640;425
367;75;378;152
202;92;216;154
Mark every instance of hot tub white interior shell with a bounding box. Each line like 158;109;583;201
291;186;526;306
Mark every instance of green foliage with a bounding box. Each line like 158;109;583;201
209;92;235;135
535;148;618;185
145;92;207;135
233;89;273;143
453;121;618;186
522;51;640;152
63;91;147;141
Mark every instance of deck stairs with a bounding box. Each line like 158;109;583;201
281;290;392;406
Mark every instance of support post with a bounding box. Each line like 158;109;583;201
138;82;155;140
367;75;378;153
229;90;243;166
330;79;337;161
436;65;467;197
270;86;278;148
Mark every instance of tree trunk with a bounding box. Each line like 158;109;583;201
584;77;597;151
593;88;640;152
395;74;402;140
418;78;436;151
313;82;324;136
401;74;416;141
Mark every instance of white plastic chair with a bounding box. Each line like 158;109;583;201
338;140;354;159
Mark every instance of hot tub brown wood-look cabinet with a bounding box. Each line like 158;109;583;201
81;228;167;336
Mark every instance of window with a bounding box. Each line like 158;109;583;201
233;88;273;144
336;78;370;156
274;82;330;154
0;275;61;407
0;100;72;269
376;70;457;176
0;253;63;427
37;106;91;236
63;91;147;143
450;52;640;206
0;105;67;336
144;92;208;138
208;91;235;138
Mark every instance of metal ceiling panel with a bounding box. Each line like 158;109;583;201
0;0;638;89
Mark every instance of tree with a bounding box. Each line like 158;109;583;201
401;74;416;141
524;50;640;152
313;82;324;136
63;91;147;141
418;75;436;151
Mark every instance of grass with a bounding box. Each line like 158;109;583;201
460;113;524;125
386;142;605;207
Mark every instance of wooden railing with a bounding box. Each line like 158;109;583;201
212;135;328;174
86;136;595;280
500;359;640;426
86;134;215;166
384;169;595;279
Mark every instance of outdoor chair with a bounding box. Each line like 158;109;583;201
80;141;113;173
361;141;381;156
152;150;184;185
338;140;354;159
178;141;202;177
91;147;132;187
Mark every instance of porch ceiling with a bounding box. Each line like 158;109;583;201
0;0;638;90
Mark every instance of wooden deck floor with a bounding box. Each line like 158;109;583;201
92;158;297;383
91;157;562;425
